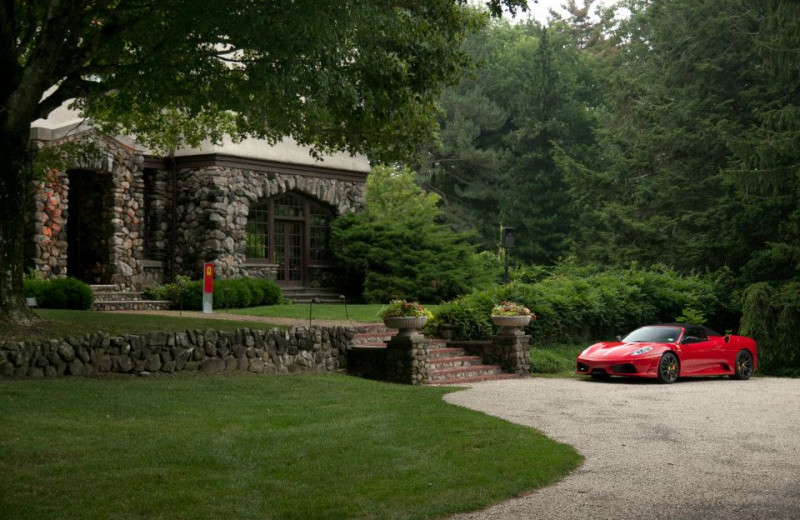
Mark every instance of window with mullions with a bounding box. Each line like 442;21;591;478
245;192;335;281
245;203;270;259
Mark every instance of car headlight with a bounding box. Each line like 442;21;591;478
631;346;653;356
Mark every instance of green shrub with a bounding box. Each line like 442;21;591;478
145;277;282;310
529;350;570;374
741;282;800;377
23;277;94;310
429;263;720;344
22;278;49;304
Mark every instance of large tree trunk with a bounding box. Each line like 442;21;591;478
0;125;40;325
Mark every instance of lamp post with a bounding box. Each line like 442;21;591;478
339;294;349;320
501;226;515;284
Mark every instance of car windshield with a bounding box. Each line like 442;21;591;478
622;326;682;343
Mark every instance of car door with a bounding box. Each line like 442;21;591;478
679;327;715;374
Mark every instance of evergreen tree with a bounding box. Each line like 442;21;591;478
331;166;490;303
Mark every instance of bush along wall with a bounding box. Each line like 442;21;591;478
0;326;354;379
144;277;283;310
427;264;720;344
23;276;94;310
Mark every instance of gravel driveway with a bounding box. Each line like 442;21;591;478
445;377;800;520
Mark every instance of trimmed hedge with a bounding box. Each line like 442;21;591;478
426;264;720;344
23;277;94;310
144;277;282;310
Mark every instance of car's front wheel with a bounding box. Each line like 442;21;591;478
657;352;679;384
730;349;754;380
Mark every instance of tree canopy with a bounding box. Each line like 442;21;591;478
0;0;525;324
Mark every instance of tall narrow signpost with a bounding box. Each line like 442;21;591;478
203;262;214;314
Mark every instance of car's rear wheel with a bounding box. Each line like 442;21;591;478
657;352;679;384
730;349;753;380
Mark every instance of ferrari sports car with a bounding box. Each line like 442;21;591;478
576;324;757;383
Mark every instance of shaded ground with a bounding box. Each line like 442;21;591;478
445;377;800;520
115;309;370;329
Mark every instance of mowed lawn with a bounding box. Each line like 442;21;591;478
229;303;439;323
0;374;581;520
3;309;287;342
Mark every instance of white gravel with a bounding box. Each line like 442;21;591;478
444;377;800;520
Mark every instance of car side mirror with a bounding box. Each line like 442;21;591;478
724;335;730;344
616;335;622;342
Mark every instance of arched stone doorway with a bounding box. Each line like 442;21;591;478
66;169;115;284
245;191;335;285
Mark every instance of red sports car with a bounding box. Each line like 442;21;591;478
576;324;757;383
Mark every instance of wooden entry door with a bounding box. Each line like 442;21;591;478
274;220;304;283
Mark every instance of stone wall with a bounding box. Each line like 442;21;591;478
30;133;367;290
171;166;366;279
30;169;69;278
31;133;148;288
0;326;355;379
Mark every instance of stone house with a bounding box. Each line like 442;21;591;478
28;105;369;290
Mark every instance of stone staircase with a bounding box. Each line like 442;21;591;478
350;327;519;385
281;286;345;304
90;284;174;312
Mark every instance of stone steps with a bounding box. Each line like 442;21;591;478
281;286;344;304
90;284;173;312
349;328;516;385
427;346;515;384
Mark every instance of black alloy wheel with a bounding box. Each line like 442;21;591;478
657;352;679;384
730;350;754;380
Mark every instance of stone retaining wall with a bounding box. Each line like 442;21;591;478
0;326;355;379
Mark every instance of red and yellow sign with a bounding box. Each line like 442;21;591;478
203;263;214;294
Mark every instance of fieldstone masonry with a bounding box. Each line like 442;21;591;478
384;333;430;385
170;166;365;280
30;132;367;289
0;326;355;379
32;133;148;287
490;329;531;375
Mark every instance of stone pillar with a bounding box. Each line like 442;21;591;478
491;329;531;375
384;333;430;385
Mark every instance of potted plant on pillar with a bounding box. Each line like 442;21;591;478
378;300;433;336
491;301;536;332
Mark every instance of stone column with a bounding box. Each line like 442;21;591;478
491;329;531;375
384;333;430;385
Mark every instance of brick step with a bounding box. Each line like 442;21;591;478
429;347;468;359
429;356;484;369
93;291;145;302
428;364;505;381
89;284;121;293
426;373;522;386
92;300;174;312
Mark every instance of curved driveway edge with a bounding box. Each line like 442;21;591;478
445;377;800;520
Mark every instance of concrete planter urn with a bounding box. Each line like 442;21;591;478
383;316;428;337
492;315;531;336
491;315;532;329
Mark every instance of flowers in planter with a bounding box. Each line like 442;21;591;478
492;301;536;319
377;299;434;319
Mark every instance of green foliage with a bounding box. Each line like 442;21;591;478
331;165;492;303
417;18;601;263
145;277;282;310
428;263;719;343
1;0;524;324
23;278;94;310
529;345;585;375
741;282;800;377
376;300;434;319
676;308;706;325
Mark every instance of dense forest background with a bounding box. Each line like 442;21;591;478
327;0;798;373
